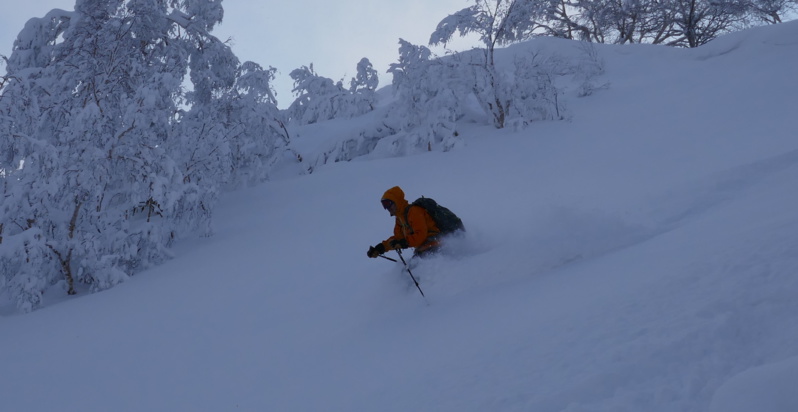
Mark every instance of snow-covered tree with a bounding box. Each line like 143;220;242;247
285;64;346;125
0;0;242;312
286;59;379;125
430;0;539;128
745;0;798;23
590;0;680;45
348;58;379;114
166;31;240;233
536;0;761;47
429;0;571;129
660;0;749;47
508;51;567;124
386;39;465;152
220;61;293;188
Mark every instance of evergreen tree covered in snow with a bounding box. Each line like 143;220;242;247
0;0;273;312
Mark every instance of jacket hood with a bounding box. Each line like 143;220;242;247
382;186;409;210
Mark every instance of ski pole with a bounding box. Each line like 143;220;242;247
396;249;426;299
379;255;398;262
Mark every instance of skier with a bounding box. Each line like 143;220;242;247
367;186;443;259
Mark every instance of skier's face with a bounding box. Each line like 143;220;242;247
381;199;396;216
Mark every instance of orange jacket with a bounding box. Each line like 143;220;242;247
380;186;441;254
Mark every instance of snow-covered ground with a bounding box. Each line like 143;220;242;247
2;21;798;412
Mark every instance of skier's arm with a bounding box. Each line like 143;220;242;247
381;220;403;250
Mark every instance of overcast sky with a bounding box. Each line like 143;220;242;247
0;0;477;107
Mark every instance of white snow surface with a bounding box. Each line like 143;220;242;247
2;22;798;412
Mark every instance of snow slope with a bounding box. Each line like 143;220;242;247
2;22;798;412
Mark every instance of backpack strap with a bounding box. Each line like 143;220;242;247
403;205;417;235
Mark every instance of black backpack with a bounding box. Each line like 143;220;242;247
408;196;465;235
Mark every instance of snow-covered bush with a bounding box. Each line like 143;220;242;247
507;51;568;124
573;41;609;97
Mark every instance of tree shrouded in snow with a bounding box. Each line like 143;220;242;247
429;0;565;129
430;0;537;128
286;59;379;125
385;39;464;152
214;61;293;189
348;57;379;115
0;0;285;312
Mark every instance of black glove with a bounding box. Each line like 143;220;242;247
389;239;409;250
367;243;386;258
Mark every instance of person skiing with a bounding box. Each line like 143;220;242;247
367;186;442;259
